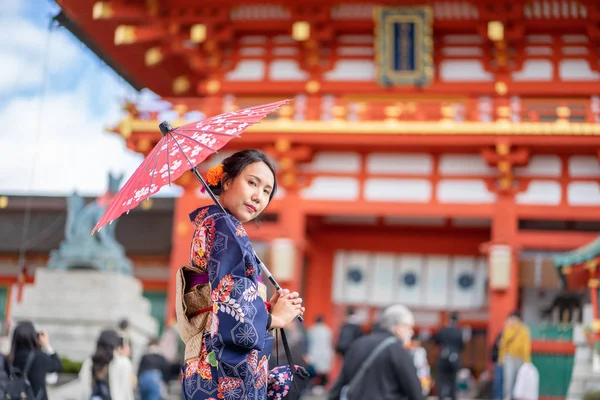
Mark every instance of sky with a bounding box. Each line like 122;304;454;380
0;0;182;197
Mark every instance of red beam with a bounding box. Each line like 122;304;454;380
518;205;600;222
516;230;598;251
301;200;494;218
531;340;575;355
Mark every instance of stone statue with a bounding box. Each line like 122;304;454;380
48;172;133;274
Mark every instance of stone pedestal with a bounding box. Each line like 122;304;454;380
11;269;158;368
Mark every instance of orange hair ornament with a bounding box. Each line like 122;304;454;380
206;164;224;186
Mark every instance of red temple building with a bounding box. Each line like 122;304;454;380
3;0;600;397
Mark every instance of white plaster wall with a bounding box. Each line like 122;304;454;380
239;35;267;44
366;153;433;175
442;35;482;44
272;47;297;56
301;152;361;173
437;180;497;203
269;60;308;80
439;60;494;81
526;46;552;56
300;177;360;200
442;47;483;56
337;47;373;56
526;34;552;43
337;35;374;44
559;59;600;81
239;47;265;56
439;154;496;176
516;180;562;205
569;156;600;177
364;178;432;202
511;60;553;81
224;60;265;81
324;60;375;81
273;35;294;44
514;155;562;177
567;182;600;205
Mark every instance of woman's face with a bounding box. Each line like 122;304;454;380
220;161;274;223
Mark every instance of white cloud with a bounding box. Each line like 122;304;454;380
0;88;182;197
0;0;29;16
0;21;82;93
0;53;43;92
0;2;182;198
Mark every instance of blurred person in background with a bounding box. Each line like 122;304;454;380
334;307;363;358
491;331;504;399
307;315;334;393
116;318;132;356
5;321;62;400
328;304;423;400
498;312;531;400
408;334;431;396
78;329;135;400
138;338;170;400
433;312;464;400
158;321;182;382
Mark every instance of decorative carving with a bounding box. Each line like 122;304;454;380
264;140;312;191
48;173;133;274
481;143;530;194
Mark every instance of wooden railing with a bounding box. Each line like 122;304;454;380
123;95;600;124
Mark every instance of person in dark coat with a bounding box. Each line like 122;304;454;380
138;338;170;400
334;307;363;357
4;321;62;400
433;312;465;400
328;304;424;400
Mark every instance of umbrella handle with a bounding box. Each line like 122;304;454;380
257;259;304;323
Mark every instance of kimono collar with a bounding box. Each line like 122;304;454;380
188;204;234;223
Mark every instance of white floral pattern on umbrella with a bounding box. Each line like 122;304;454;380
92;99;290;233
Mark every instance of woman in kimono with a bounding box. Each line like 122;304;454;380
176;149;305;400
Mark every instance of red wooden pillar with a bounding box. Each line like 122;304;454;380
488;193;519;346
276;189;306;294
303;244;335;327
165;185;197;324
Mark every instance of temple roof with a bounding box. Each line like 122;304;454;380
0;195;174;256
553;235;600;269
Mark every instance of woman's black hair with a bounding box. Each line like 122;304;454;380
91;329;123;377
209;149;277;202
10;321;41;361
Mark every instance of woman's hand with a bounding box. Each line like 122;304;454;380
38;330;50;349
269;289;289;310
270;292;305;329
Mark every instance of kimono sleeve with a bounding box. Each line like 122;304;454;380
206;214;269;351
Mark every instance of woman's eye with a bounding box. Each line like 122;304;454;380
249;180;256;186
263;189;271;195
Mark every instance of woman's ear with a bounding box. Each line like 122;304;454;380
221;173;230;190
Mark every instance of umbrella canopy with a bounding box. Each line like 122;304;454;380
92;99;290;233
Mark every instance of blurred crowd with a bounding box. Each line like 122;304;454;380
0;318;182;400
0;306;538;400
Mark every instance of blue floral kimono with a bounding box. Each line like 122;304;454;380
181;205;293;400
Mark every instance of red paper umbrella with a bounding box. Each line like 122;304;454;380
92;99;289;233
93;98;303;322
